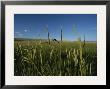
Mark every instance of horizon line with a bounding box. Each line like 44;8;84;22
14;37;97;42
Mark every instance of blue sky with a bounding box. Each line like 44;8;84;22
14;14;97;41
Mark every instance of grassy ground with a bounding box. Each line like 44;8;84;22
14;40;97;76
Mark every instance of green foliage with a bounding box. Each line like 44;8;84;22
14;40;97;76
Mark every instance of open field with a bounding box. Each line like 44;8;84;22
14;40;97;76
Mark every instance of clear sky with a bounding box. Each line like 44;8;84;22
14;14;97;41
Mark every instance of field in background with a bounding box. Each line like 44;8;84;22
14;40;97;76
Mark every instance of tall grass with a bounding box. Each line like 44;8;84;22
45;25;50;45
14;40;97;76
